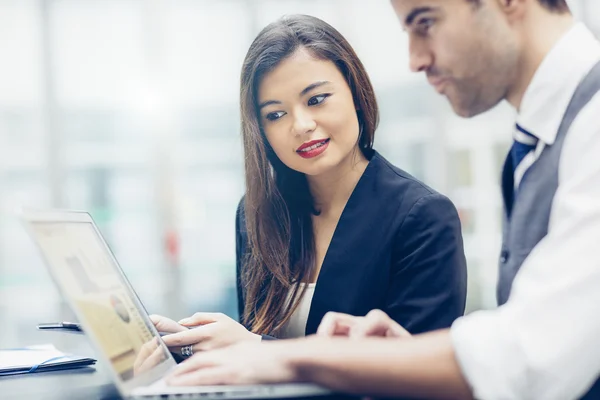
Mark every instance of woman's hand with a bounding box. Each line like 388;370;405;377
160;312;261;354
166;340;296;386
317;309;411;339
149;314;189;335
133;337;167;376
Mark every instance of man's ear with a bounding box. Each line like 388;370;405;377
490;0;528;25
493;0;527;18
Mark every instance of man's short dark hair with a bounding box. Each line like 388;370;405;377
468;0;570;13
537;0;570;12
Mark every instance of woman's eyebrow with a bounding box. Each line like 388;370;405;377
259;80;331;110
299;80;330;97
258;99;281;110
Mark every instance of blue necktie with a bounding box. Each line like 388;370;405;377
510;124;537;178
506;124;537;210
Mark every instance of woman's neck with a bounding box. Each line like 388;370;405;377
307;149;370;217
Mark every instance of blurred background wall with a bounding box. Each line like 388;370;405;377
1;0;598;345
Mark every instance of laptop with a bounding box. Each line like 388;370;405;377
21;209;332;399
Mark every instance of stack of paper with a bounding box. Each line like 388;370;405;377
0;344;96;376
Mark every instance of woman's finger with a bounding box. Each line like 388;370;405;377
178;312;226;327
149;314;188;334
170;339;209;356
134;338;159;372
138;342;168;374
167;366;233;386
168;351;220;378
161;324;217;347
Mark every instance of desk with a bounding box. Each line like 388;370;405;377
1;333;353;400
1;324;119;399
2;364;351;400
2;364;121;399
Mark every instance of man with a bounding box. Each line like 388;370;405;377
165;1;600;399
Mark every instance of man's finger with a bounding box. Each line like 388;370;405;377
364;309;410;338
360;309;393;337
316;312;358;336
350;320;388;338
350;309;411;338
387;322;411;338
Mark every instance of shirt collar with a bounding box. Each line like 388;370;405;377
516;23;600;145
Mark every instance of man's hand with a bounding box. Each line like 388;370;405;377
317;309;411;338
164;331;470;400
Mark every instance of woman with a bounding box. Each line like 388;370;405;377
152;14;467;354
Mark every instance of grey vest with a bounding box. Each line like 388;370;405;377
497;60;600;400
498;60;600;306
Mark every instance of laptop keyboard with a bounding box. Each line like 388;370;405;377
131;390;259;399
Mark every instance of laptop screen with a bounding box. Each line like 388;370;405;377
28;220;171;382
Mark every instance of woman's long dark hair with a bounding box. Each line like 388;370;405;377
239;14;379;335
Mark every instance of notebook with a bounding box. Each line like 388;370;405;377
0;344;96;376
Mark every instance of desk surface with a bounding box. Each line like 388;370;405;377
1;327;120;399
2;365;348;400
2;364;121;399
1;332;351;400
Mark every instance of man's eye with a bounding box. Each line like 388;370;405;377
265;111;285;121
416;18;435;34
308;94;329;106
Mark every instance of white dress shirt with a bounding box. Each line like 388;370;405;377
451;23;600;400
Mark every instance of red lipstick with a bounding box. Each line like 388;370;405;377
296;138;330;159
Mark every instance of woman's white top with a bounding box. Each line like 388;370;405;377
278;283;316;339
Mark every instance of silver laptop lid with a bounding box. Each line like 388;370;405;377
21;209;176;397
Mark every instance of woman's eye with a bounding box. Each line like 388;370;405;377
265;111;285;121
308;94;329;106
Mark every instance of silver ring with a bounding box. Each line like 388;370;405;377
181;345;194;358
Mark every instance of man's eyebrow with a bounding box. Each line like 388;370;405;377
405;7;434;26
